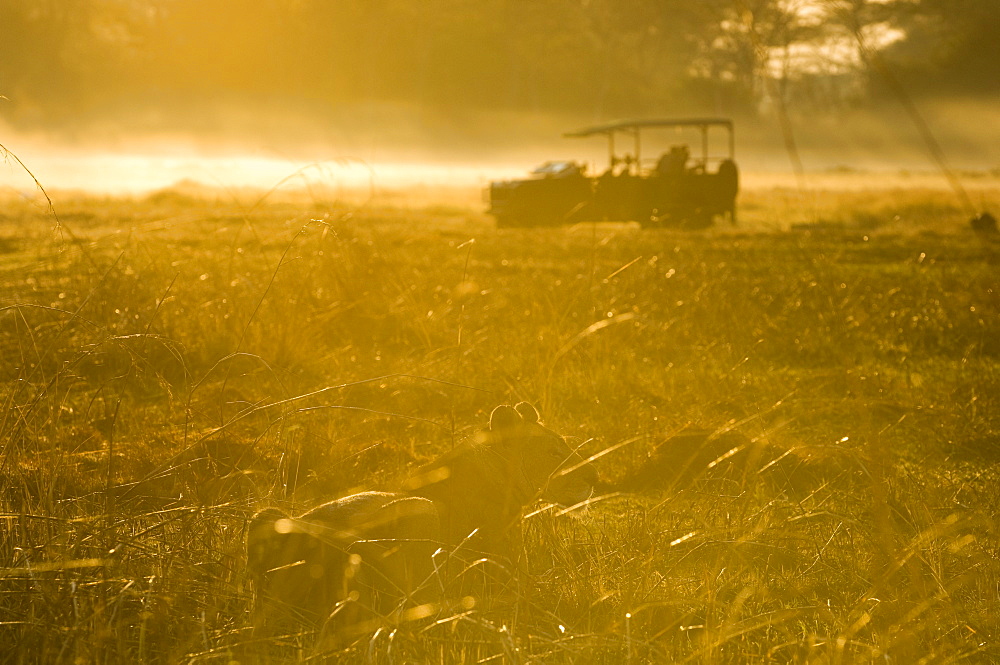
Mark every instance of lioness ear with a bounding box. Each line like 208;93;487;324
489;404;522;431
514;402;540;424
248;508;287;536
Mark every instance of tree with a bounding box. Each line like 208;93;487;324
879;0;1000;95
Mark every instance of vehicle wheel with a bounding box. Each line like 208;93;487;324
681;210;713;230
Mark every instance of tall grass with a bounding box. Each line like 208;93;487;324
0;181;998;663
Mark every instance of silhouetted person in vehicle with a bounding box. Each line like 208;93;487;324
657;144;690;178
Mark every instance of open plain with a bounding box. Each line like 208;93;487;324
1;177;998;663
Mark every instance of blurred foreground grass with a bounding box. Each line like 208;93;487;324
0;180;998;663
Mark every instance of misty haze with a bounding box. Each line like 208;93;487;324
1;1;999;663
2;0;999;192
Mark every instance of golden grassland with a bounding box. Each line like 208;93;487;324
0;178;998;663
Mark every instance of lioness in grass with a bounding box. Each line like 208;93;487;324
246;402;597;634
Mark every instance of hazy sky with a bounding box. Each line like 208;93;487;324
2;0;997;193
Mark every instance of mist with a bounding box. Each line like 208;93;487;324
2;0;998;195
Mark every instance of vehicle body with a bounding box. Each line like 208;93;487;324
487;118;738;228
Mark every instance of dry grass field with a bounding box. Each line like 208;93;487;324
1;177;998;663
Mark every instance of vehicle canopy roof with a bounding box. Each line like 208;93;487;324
564;118;735;171
563;118;733;138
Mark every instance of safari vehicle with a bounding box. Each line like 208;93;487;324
487;118;738;228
